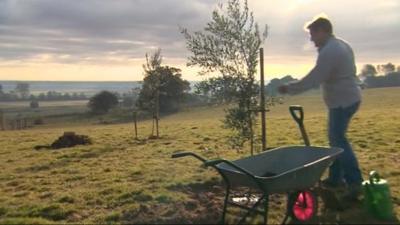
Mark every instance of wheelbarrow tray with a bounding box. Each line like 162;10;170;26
215;146;343;194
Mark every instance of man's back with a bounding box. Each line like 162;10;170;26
320;37;361;108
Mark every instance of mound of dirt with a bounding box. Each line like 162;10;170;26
34;132;92;150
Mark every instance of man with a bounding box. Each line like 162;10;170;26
278;17;363;200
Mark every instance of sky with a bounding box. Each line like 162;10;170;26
0;0;399;81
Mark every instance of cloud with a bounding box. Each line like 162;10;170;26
0;0;399;75
0;0;217;64
251;0;400;63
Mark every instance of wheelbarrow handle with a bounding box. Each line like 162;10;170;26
204;159;257;180
289;105;310;146
171;152;207;163
289;105;304;125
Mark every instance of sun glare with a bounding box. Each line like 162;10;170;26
296;0;315;4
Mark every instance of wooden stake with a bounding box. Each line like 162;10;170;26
0;110;4;131
260;48;267;151
155;86;160;138
249;111;254;156
151;111;155;136
133;111;138;139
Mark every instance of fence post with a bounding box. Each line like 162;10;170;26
260;48;267;151
16;114;21;130
10;120;15;130
133;111;138;140
0;110;4;131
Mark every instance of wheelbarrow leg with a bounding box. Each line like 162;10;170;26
281;215;289;225
221;184;231;225
237;194;267;225
263;194;269;225
282;192;293;224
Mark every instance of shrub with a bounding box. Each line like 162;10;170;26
30;100;39;109
88;91;119;114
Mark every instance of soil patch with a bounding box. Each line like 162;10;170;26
34;132;92;150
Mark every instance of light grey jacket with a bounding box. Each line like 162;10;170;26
288;36;361;108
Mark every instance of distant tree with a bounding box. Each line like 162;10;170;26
397;66;400;72
122;94;135;108
38;93;46;100
46;91;56;100
30;100;39;109
63;93;71;100
377;63;396;75
78;92;87;100
137;65;190;113
29;94;36;101
364;71;400;88
194;80;211;96
88;91;119;114
360;64;377;77
266;75;297;96
156;67;190;112
0;84;4;101
194;76;240;103
181;0;266;153
8;91;18;100
15;82;30;99
72;93;79;100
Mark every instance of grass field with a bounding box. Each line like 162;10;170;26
0;100;88;109
0;100;88;119
0;87;399;224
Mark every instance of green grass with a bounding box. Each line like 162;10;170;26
0;87;399;224
0;100;141;130
0;100;88;118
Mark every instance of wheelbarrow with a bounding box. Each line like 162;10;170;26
172;106;343;224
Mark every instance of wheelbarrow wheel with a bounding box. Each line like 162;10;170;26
287;190;318;223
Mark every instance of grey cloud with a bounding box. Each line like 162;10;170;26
0;0;399;67
252;0;400;63
0;0;216;63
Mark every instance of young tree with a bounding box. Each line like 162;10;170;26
137;49;190;137
88;91;119;114
138;52;191;113
138;66;190;113
181;0;266;153
137;49;163;113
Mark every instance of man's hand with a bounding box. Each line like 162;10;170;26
278;85;289;94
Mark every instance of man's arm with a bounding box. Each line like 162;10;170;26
286;48;336;95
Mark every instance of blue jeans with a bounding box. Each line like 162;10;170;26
328;101;363;186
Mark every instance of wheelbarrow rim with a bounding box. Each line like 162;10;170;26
215;145;343;180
